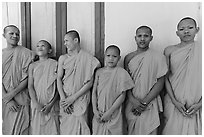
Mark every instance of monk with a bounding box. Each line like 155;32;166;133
92;45;134;135
163;17;202;135
57;30;100;135
124;26;168;135
28;40;59;134
2;25;34;134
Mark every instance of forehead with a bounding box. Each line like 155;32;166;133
106;48;119;55
178;19;196;27
37;41;48;46
5;26;20;34
64;34;73;40
136;28;151;35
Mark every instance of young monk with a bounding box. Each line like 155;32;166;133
2;25;34;134
162;17;202;135
57;30;100;135
92;45;134;135
28;40;59;135
124;26;168;135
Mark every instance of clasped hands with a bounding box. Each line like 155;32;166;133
173;100;201;118
60;95;76;114
131;98;148;116
94;109;112;123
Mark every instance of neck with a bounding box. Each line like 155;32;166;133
137;46;149;52
68;46;81;56
7;43;18;49
105;66;116;70
39;56;49;61
180;40;195;46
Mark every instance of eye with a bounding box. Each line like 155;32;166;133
179;28;184;31
144;34;149;37
189;26;194;29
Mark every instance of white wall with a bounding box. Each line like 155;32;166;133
105;2;201;67
2;2;21;49
67;2;95;55
31;2;56;56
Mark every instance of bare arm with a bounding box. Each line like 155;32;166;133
3;78;28;104
142;76;165;104
28;63;38;104
92;70;99;114
164;47;187;115
106;92;126;115
57;55;66;100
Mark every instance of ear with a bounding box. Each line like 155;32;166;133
118;56;121;60
48;49;52;54
2;33;5;38
176;31;179;37
196;27;200;33
74;38;79;43
150;36;153;41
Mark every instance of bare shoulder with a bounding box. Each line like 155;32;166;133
95;67;104;76
124;51;136;64
58;54;67;64
164;45;177;57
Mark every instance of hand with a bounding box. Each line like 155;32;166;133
173;100;187;116
64;104;74;114
3;91;15;104
131;98;147;113
131;108;141;116
93;108;101;123
41;103;52;115
34;102;44;112
185;103;201;117
100;111;112;123
7;100;20;112
60;95;75;108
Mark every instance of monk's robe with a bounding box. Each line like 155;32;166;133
60;49;100;135
2;46;34;135
30;58;59;135
92;67;134;135
163;42;202;135
125;48;168;135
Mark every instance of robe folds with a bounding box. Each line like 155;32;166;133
2;46;34;135
125;48;168;135
30;59;59;135
60;49;100;135
163;42;202;135
92;67;134;135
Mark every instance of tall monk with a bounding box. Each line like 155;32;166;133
28;40;59;135
124;26;168;135
2;25;34;134
92;45;134;135
57;30;100;135
163;17;202;135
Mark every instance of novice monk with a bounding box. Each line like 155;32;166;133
57;30;100;135
92;45;134;135
163;17;202;135
2;25;34;135
28;40;59;135
124;26;168;135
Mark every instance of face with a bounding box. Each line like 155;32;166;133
36;41;51;57
135;28;153;50
3;27;20;47
105;48;120;68
176;19;199;43
64;34;77;52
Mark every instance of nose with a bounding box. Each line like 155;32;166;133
13;33;17;37
141;36;145;41
184;28;189;34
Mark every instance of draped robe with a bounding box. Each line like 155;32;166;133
2;46;33;135
92;67;134;135
60;49;100;135
125;48;167;135
163;42;202;135
31;59;59;135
